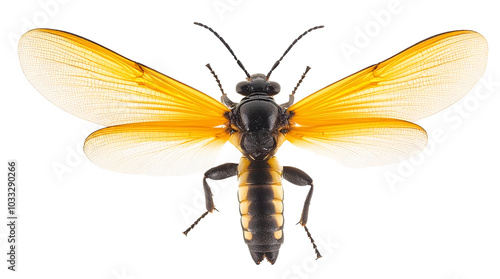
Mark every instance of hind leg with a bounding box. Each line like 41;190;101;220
283;166;322;259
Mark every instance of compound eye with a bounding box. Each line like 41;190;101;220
266;81;281;95
236;81;252;95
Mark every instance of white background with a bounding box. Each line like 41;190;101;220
1;0;499;278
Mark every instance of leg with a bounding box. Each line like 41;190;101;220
183;163;238;235
280;66;311;109
280;94;295;110
205;63;236;109
221;93;236;109
283;166;322;259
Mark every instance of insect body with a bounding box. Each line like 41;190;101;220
183;71;317;264
19;23;488;264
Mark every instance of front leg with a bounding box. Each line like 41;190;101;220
283;166;322;259
183;163;238;235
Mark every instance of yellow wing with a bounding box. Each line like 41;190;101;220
18;29;229;126
19;29;231;175
286;30;488;167
290;30;488;124
84;121;230;176
286;118;427;167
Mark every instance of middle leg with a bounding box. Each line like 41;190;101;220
183;163;238;235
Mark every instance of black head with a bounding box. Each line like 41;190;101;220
236;74;281;96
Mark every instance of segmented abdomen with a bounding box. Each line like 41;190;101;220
237;156;284;264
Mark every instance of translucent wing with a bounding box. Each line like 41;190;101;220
285;118;427;167
83;121;230;176
286;30;487;167
19;29;231;175
18;29;228;126
289;30;488;125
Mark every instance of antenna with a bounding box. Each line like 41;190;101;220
266;25;324;80
194;22;251;78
